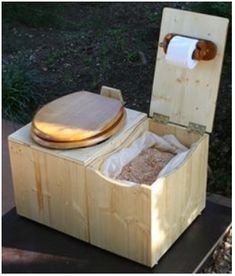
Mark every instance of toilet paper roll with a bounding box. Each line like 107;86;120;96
165;36;199;69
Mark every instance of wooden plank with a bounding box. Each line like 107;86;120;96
87;169;152;266
150;130;209;266
100;86;124;104
8;108;147;166
2;201;231;273
148;119;201;147
33;91;123;142
8;141;89;242
150;8;229;132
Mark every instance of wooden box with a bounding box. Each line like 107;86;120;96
8;8;228;268
8;109;146;242
86;8;228;267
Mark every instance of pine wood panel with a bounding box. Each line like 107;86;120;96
87;119;209;267
150;132;209;265
148;119;201;147
8;141;89;241
100;85;124;104
8;108;147;245
150;8;229;132
87;169;152;266
33;91;123;142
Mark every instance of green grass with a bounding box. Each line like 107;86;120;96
3;62;45;123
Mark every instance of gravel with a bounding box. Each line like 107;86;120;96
202;227;232;273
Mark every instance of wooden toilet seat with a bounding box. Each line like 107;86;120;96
31;110;126;149
32;91;124;142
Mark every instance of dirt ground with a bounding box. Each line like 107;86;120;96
2;2;231;196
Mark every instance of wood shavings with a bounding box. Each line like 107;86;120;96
117;145;175;185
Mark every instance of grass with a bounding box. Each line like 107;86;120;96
3;61;45;123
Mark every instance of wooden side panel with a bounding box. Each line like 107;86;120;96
8;141;89;242
150;8;229;132
149;119;201;147
87;170;152;266
151;134;209;266
90;119;149;169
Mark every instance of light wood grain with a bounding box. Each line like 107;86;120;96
150;8;229;132
87;118;209;267
8;140;89;241
150;130;209;265
33;91;123;142
31;110;126;149
100;85;125;104
8;108;147;243
87;169;152;266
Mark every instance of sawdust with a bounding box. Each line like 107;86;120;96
117;145;175;185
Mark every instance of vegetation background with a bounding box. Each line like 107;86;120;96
2;2;231;196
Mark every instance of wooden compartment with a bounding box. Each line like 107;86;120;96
86;8;228;267
8;108;146;242
87;119;209;266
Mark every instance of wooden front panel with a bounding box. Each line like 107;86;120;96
151;134;209;265
8;141;89;242
87;170;152;266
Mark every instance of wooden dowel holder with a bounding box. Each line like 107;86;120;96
159;33;217;61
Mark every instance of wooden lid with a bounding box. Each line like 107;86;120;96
31;110;126;149
150;8;229;133
32;91;123;142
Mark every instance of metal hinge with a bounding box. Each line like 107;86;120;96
188;122;206;135
153;112;169;125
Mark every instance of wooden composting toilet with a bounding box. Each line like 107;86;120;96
8;8;229;267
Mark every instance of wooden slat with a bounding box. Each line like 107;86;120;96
8;141;89;241
150;8;229;132
150;130;209;265
100;86;124;104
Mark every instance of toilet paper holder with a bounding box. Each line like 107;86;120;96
159;33;217;61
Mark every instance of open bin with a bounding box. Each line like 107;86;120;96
86;8;228;267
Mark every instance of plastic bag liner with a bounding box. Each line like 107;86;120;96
101;131;191;186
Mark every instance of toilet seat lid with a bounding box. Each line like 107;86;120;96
31;110;126;149
32;91;123;142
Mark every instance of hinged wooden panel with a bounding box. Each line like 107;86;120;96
150;8;229;133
